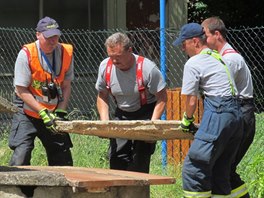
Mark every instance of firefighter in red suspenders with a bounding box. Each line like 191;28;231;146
95;32;167;173
9;17;74;169
202;17;255;197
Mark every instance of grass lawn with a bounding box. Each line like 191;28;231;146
0;113;263;197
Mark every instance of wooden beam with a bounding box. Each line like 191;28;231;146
14;166;176;188
56;120;194;141
0;94;195;141
0;96;18;113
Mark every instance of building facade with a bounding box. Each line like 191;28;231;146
0;0;187;30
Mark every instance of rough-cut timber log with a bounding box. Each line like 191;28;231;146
56;120;194;141
0;95;18;113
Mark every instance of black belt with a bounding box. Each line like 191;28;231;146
238;98;254;105
115;102;156;119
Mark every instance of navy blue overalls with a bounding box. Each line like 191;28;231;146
182;50;244;197
182;96;243;196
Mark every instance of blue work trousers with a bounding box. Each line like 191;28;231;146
9;110;73;166
230;99;255;197
182;96;243;195
109;102;156;173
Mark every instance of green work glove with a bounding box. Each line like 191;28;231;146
180;112;198;134
54;109;68;121
39;108;58;133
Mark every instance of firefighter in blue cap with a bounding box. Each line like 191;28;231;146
173;23;243;197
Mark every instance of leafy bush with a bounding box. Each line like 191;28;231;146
237;113;264;197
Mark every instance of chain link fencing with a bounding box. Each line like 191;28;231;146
1;27;263;120
0;27;263;196
1;26;264;153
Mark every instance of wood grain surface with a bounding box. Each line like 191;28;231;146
56;120;194;141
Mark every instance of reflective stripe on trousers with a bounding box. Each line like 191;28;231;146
182;96;243;195
183;184;248;198
211;194;231;197
230;183;248;197
183;190;211;197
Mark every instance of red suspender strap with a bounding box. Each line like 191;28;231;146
105;58;117;104
22;47;31;65
136;56;147;106
105;58;113;91
222;49;238;56
105;56;147;106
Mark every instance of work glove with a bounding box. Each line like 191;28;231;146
54;109;69;121
39;108;58;133
180;112;198;134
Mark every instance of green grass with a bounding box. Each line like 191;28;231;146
237;113;264;198
0;113;263;197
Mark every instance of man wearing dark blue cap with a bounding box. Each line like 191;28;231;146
36;16;61;38
173;23;243;197
172;23;205;46
9;16;74;170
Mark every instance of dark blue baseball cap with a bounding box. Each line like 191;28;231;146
36;16;61;38
173;23;204;46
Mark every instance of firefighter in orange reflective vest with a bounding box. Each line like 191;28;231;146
9;16;74;168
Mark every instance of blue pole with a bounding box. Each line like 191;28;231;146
160;0;167;171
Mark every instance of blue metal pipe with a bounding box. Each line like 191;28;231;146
160;0;167;171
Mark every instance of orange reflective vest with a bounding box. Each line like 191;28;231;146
22;42;73;118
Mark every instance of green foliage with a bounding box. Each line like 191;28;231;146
31;139;48;166
188;0;209;23
0;113;263;197
247;155;264;198
67;107;99;121
150;145;183;198
188;0;264;27
0;132;12;165
70;134;109;168
237;113;264;197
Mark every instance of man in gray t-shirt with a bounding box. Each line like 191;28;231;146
202;16;255;198
9;17;74;172
95;32;167;173
173;23;243;197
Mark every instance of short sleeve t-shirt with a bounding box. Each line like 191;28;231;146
220;43;253;98
181;48;236;97
95;54;166;112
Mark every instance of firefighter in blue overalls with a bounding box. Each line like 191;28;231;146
173;23;243;197
202;17;255;197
